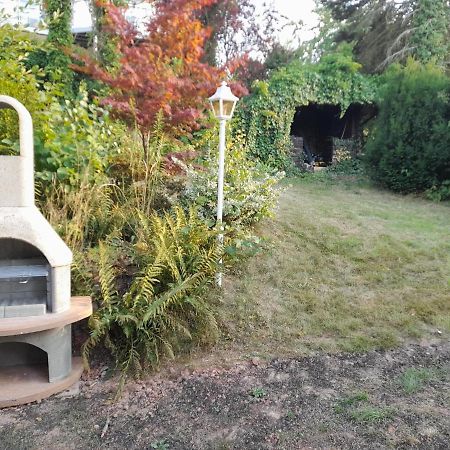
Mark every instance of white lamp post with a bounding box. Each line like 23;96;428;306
208;81;239;287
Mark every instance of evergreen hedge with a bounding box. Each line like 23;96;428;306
364;60;450;195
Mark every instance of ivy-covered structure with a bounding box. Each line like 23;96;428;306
238;48;378;169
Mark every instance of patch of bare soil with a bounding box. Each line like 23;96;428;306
1;341;449;450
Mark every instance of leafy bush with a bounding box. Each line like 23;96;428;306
365;60;450;194
0;62;59;154
35;84;121;191
46;123;283;379
326;160;365;178
425;180;450;202
0;25;67;151
82;207;219;387
42;122;173;250
0;27;117;193
326;145;364;177
0;71;119;192
182;129;284;228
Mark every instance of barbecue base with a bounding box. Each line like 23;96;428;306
0;296;92;408
0;357;83;408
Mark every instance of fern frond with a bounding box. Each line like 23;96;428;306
98;242;118;310
141;272;202;323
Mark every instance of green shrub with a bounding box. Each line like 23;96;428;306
42;122;172;250
0;61;59;154
425;180;450;202
0;72;119;192
0;27;117;193
183;129;284;228
365;60;450;194
82;207;220;387
0;26;66;150
326;155;365;178
35;84;121;191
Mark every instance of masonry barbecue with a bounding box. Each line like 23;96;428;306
0;95;92;408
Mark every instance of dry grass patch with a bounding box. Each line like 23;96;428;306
215;176;450;357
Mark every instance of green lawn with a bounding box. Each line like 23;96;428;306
215;176;450;357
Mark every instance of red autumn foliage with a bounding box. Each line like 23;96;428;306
72;0;246;140
163;150;201;175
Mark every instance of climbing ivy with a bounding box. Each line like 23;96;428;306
34;0;74;96
237;45;378;170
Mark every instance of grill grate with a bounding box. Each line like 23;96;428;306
0;265;48;280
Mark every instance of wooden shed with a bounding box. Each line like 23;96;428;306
290;103;377;167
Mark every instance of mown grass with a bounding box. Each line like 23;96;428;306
215;175;450;357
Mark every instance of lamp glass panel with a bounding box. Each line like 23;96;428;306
211;100;221;117
222;100;235;117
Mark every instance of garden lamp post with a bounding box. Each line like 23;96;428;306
208;81;239;287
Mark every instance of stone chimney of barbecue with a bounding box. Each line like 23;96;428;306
0;95;72;313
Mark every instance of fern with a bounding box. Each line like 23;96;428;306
97;242;118;311
82;206;220;390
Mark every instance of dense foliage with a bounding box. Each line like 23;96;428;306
72;0;246;145
61;121;282;380
364;60;450;195
201;0;262;65
238;46;377;170
318;0;450;72
35;85;120;190
0;26;117;191
0;10;282;380
183;129;283;227
0;26;58;149
83;208;220;387
199;0;285;85
410;0;449;66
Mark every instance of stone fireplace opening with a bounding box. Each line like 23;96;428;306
0;342;47;372
0;238;50;317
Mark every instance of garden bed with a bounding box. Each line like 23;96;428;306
1;341;449;449
1;177;449;449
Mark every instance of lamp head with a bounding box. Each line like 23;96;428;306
208;81;239;120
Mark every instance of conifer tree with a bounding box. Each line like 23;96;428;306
319;0;449;71
410;0;449;66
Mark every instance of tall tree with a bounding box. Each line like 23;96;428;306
72;0;246;148
200;0;280;66
319;0;450;71
298;3;338;63
90;0;126;65
319;0;412;72
410;0;449;66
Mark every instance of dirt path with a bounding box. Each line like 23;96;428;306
1;341;449;450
